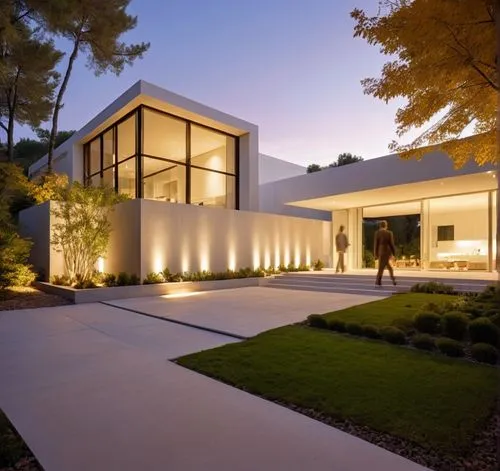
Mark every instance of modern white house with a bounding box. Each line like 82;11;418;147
23;80;498;280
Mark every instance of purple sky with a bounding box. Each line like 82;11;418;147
17;0;412;167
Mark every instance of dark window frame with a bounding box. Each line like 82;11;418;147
437;225;454;242
83;105;240;209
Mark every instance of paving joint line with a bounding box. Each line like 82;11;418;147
100;301;248;340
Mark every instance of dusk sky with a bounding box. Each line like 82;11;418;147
18;0;413;167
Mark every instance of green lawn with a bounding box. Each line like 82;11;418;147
321;293;457;329
178;325;499;454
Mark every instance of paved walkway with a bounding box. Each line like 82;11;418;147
0;290;428;471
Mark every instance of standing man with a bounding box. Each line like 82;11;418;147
374;220;397;286
335;225;350;273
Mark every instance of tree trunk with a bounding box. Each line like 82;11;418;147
47;38;80;173
7;110;15;162
496;0;500;276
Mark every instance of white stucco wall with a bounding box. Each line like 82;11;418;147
19;199;332;280
258;154;306;185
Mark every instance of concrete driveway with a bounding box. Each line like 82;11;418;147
105;286;382;338
0;289;428;471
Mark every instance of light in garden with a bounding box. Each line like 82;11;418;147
97;257;105;273
153;250;164;273
228;247;236;271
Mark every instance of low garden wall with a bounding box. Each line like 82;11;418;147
34;277;270;304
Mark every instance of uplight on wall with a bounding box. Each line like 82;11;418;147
228;248;236;271
97;257;105;273
153;250;164;273
253;247;260;270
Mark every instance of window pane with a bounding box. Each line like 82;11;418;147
117;114;136;162
103;129;114;169
90;138;101;174
143;109;186;161
143;157;185;203
191;125;235;174
90;173;101;187
117;159;136;197
191;168;235;208
102;166;115;189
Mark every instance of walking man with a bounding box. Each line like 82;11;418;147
374;220;397;286
335;225;350;273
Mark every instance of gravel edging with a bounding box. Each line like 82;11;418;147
176;362;499;471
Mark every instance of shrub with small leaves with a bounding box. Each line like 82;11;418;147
143;272;165;285
312;259;325;271
411;333;435;351
116;272;131;286
380;326;407;344
102;273;117;287
411;282;455;294
361;324;381;339
327;318;346;332
129;274;141;285
51;274;72;286
442;311;469;340
435;338;464;357
414;311;441;334
345;322;364;337
470;343;499;365
297;263;310;271
469;317;500;347
307;314;328;329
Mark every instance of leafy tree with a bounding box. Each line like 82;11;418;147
351;0;496;166
307;153;364;173
43;0;150;172
329;153;364;167
306;163;322;173
0;23;61;161
51;183;127;283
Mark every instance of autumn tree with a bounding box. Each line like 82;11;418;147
42;0;149;172
351;0;496;166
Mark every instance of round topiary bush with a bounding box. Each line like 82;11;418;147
411;333;435;351
307;314;328;329
327;319;346;332
470;343;499;365
380;326;407;345
361;325;381;339
414;311;441;334
469;317;500;347
345;322;364;337
435;338;464;357
441;311;469;340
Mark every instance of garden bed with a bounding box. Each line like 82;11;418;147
177;325;500;471
0;287;71;311
34;276;270;304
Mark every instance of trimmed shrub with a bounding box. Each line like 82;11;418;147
143;272;165;285
51;274;71;286
297;263;310;271
380;326;407;345
490;314;500;329
74;278;97;289
469;317;500;347
419;302;445;315
414;311;441;334
102;273;117;287
312;259;325;271
116;272;131;286
470;343;499;365
307;314;328;329
129;274;141;285
361;324;381;339
411;282;454;294
327;319;346;332
411;333;435;351
391;317;414;333
345;322;364;337
442;311;469;340
435;338;464;357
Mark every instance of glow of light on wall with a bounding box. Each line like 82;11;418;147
455;240;486;248
97;257;105;273
200;252;209;272
198;222;210;272
306;245;311;266
181;253;190;273
264;247;271;269
274;246;280;267
284;246;291;267
253;247;260;270
294;242;301;267
228;247;236;271
153;250;164;273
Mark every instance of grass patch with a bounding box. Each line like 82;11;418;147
322;293;456;330
178;326;499;454
0;410;37;468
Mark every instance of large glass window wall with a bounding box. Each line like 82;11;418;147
83;106;238;209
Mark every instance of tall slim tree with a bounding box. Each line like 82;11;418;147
0;25;61;161
42;0;149;172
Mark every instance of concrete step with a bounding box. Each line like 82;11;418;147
265;283;393;297
265;273;491;295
